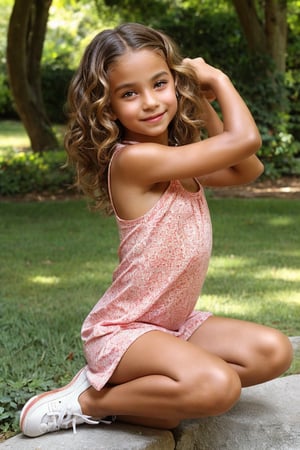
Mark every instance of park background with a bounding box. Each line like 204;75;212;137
0;0;300;440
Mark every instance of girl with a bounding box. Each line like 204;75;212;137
20;22;293;437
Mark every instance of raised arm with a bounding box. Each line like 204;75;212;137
198;71;264;187
115;58;263;186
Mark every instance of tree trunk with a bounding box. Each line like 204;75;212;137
264;0;287;73
232;0;287;74
6;0;58;152
232;0;267;54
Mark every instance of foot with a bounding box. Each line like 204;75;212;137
20;366;104;437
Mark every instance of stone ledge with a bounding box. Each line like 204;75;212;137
1;337;300;450
0;424;175;450
174;374;300;450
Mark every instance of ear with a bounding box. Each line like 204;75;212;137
103;103;117;121
174;79;179;99
106;104;117;121
107;110;117;121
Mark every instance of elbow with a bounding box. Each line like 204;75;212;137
228;129;262;160
246;130;262;155
248;133;264;181
253;159;264;181
245;158;264;184
254;132;263;153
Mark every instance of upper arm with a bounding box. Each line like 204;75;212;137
115;132;261;187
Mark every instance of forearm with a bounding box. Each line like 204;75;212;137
199;154;264;187
201;98;223;137
212;72;261;152
230;154;264;184
186;57;262;160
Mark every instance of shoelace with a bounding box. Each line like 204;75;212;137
44;408;115;434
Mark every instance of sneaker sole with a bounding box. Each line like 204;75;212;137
20;366;88;434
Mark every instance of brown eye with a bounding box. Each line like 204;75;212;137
154;80;167;89
122;91;136;98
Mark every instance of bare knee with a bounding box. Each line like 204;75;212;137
178;366;241;419
261;330;293;377
199;367;241;416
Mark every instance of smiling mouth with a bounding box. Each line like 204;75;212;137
142;112;165;122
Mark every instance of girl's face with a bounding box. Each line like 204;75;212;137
108;49;177;144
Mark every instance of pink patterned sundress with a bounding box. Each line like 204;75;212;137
81;143;213;390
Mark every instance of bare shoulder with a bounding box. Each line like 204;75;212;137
112;142;167;183
110;143;169;220
114;142;165;165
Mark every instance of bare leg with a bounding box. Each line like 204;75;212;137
188;316;293;387
79;330;242;429
79;318;292;429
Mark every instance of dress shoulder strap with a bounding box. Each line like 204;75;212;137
107;143;126;218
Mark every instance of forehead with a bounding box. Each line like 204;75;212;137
108;49;170;82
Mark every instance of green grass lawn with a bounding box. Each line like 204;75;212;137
0;120;65;153
201;197;300;336
1;198;299;381
0;120;30;150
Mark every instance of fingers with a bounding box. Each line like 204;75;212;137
182;57;224;90
183;57;205;64
201;89;217;102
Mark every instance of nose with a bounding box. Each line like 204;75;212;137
142;90;158;109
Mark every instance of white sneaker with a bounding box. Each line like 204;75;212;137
20;366;110;437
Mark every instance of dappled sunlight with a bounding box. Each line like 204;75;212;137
254;267;300;282
197;289;300;332
0;121;30;149
196;294;255;317
267;216;294;227
30;275;60;285
27;268;114;291
259;290;300;306
74;268;115;285
282;293;300;304
209;255;249;269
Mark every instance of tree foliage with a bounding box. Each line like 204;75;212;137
2;0;300;174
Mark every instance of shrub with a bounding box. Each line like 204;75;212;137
231;53;299;177
41;64;74;123
0;63;74;124
0;65;18;120
0;150;75;196
0;378;57;437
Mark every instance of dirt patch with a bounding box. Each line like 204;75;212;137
0;190;82;203
1;177;300;202
210;177;300;199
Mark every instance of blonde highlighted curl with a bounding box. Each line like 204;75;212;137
64;23;205;213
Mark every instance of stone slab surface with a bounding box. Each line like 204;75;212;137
0;423;175;450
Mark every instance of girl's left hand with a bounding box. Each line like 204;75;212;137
183;57;218;102
201;87;217;103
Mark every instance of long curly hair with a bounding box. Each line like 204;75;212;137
64;22;205;213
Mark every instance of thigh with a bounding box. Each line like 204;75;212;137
109;330;231;385
189;316;293;385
